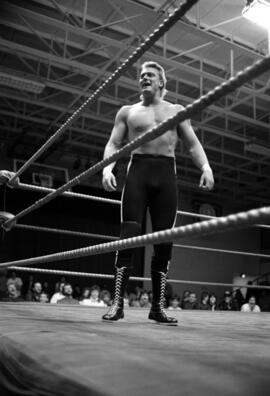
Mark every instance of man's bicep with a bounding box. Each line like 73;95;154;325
178;119;199;149
109;108;128;147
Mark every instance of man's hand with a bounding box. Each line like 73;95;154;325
102;169;117;191
199;168;214;191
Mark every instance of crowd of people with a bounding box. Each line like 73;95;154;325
0;270;262;312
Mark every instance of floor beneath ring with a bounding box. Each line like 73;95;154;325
0;303;269;396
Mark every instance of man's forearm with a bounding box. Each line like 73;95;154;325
189;142;212;171
103;142;118;173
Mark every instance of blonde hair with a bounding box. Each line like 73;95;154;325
140;61;168;98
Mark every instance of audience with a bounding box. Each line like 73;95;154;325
241;296;261;312
2;283;24;302
50;281;66;304
7;271;23;293
79;285;106;307
208;293;218;311
168;296;181;310
139;291;151;308
198;292;210;310
0;274;267;313
182;292;198;310
57;283;79;305
218;291;239;311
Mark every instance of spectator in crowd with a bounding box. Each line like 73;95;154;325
180;290;190;309
218;290;239;311
129;292;140;307
24;275;34;301
57;283;79;305
39;292;49;303
234;289;245;308
209;293;218;311
73;284;81;300
139;291;152;308
182;291;198;310
2;283;24;302
198;291;210;310
55;276;67;293
168;296;181;310
50;281;66;304
26;281;43;302
7;271;23;292
0;269;7;300
100;290;112;306
42;281;50;295
241;296;261;312
79;287;91;301
79;285;106;307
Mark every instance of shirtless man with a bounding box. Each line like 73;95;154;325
102;61;214;324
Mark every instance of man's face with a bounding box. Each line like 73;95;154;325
34;282;42;293
139;67;161;96
249;297;256;306
189;293;196;303
63;284;73;296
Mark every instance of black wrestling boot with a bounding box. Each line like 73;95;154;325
102;266;130;322
149;270;178;325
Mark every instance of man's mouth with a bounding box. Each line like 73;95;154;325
142;82;151;88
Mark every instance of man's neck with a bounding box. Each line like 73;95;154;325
142;93;162;106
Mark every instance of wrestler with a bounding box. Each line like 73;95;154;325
102;61;214;324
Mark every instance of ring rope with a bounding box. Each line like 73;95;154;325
1;206;270;268
4;54;270;230
15;224;118;241
8;266;270;291
16;182;270;229
174;243;270;259
8;0;199;186
15;223;270;259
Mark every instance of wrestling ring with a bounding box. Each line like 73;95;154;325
0;0;270;395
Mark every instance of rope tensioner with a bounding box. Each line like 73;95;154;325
3;54;270;231
8;266;270;291
7;0;199;187
1;206;269;268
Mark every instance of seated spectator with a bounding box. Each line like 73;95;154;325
129;292;140;307
79;287;91;301
57;283;79;305
241;296;261;312
2;283;24;302
43;281;50;295
139;291;151;308
26;281;43;302
7;271;23;292
79;285;106;307
180;290;190;309
218;291;239;311
168;296;181;310
39;292;49;303
73;284;81;300
100;289;112;306
198;291;210;310
182;291;198;310
50;281;66;304
209;293;218;311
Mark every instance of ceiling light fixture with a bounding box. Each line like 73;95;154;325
245;142;270;156
242;0;270;30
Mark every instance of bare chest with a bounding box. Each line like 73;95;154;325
127;105;175;134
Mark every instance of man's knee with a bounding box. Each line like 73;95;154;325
151;243;172;272
116;221;142;269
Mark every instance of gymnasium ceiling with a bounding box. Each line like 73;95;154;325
0;0;270;209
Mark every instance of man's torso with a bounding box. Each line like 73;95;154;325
125;100;180;157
